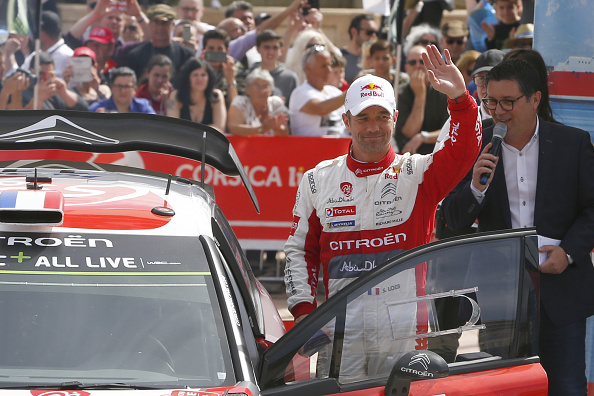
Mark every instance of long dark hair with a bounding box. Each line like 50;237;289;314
175;58;218;106
502;48;559;123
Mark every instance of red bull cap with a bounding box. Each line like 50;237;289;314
345;75;396;116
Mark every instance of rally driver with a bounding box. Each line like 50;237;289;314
284;45;482;382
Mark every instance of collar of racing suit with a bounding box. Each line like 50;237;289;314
346;142;396;177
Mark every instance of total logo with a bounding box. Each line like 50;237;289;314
326;206;356;217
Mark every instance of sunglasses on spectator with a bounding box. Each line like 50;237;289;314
406;59;424;66
360;28;378;36
124;25;138;31
446;38;465;45
417;39;438;46
306;43;326;51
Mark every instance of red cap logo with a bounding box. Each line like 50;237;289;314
361;82;383;91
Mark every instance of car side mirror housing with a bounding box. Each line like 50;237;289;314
384;350;449;396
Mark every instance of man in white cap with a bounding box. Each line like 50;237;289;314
284;45;482;382
285;45;481;327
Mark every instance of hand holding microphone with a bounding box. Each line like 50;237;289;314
472;123;507;190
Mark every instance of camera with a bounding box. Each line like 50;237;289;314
16;68;37;86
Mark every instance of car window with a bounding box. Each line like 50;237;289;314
0;231;235;389
262;233;538;390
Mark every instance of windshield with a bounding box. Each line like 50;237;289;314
0;232;234;389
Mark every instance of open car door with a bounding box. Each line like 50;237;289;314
259;229;548;396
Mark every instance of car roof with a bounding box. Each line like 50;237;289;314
0;166;215;236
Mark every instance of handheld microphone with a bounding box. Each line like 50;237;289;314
479;123;507;185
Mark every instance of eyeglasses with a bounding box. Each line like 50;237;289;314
406;59;424;66
473;75;486;87
360;28;378;36
446;38;465;45
124;25;138;31
417;39;438;47
112;84;135;90
482;94;526;111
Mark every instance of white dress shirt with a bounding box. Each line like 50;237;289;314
471;118;540;229
22;38;74;78
502;118;539;228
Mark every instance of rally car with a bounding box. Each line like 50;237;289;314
0;111;547;395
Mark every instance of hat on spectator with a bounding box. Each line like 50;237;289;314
441;20;468;38
471;49;504;77
504;24;534;49
41;11;62;37
73;46;97;64
147;4;177;23
255;13;271;26
345;75;396;116
86;27;115;45
514;23;534;40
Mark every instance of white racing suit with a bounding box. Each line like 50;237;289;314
284;91;481;382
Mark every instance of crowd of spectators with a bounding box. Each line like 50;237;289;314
0;0;536;144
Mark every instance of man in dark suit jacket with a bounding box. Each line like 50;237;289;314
442;59;594;396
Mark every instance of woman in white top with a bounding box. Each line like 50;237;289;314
227;68;289;136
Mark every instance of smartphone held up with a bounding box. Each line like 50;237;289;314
70;57;93;83
108;0;127;12
204;51;227;63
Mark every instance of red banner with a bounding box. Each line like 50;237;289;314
3;136;351;250
143;136;351;249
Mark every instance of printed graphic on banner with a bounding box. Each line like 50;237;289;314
5;136;352;248
535;0;594;141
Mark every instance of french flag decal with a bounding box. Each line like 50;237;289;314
368;288;380;296
0;190;64;225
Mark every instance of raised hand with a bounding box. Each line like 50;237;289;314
125;0;144;20
421;44;465;100
471;143;499;191
481;21;496;41
409;68;427;96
